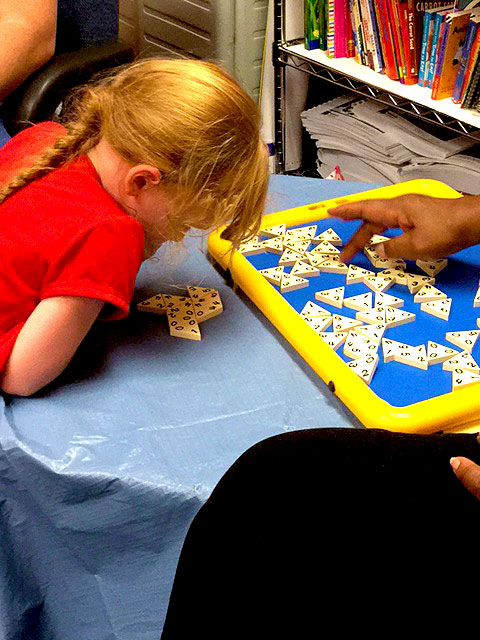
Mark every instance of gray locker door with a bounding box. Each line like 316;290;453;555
135;0;268;100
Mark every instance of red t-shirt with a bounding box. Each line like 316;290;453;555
0;122;145;373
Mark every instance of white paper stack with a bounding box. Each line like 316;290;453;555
301;94;480;194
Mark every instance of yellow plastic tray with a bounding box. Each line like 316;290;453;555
208;179;480;434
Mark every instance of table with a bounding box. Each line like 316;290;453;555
0;176;377;639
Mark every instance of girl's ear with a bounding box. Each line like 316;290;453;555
125;165;162;196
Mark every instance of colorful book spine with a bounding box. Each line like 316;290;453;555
305;0;320;50
345;2;355;57
327;0;335;57
334;0;347;57
368;0;384;72
407;0;418;78
452;16;478;102
432;18;451;100
432;10;471;100
390;0;407;82
350;0;366;64
319;0;328;49
412;1;453;77
460;20;480;103
431;15;452;98
427;10;446;88
357;0;369;64
399;0;417;83
358;0;382;71
375;0;399;79
423;14;437;86
418;11;433;85
462;53;480;107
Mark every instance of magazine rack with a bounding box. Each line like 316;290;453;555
273;0;480;172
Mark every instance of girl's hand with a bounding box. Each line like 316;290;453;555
451;455;480;502
328;194;480;263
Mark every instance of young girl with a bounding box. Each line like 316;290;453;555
0;58;269;396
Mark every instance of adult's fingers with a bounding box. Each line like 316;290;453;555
450;456;480;502
374;233;423;261
340;221;386;262
328;199;404;228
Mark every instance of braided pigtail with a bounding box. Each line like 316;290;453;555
0;86;103;206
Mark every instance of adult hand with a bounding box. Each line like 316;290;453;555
328;193;480;263
451;454;480;502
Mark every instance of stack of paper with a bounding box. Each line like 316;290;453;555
301;94;480;194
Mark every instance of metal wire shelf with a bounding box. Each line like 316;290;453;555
273;33;480;171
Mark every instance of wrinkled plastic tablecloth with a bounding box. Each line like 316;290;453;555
0;176;378;639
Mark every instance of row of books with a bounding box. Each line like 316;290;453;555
304;0;480;107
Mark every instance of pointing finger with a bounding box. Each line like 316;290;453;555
340;221;386;263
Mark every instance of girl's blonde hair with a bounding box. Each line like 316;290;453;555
0;58;269;247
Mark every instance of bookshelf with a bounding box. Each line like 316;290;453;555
273;0;480;172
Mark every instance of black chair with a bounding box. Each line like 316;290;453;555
2;0;135;135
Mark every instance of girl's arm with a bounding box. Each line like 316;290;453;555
1;296;105;396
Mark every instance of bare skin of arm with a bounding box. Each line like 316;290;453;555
1;296;104;397
0;1;57;100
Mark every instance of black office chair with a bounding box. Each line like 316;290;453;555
2;0;135;135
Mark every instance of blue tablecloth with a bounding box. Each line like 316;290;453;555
0;176;380;639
